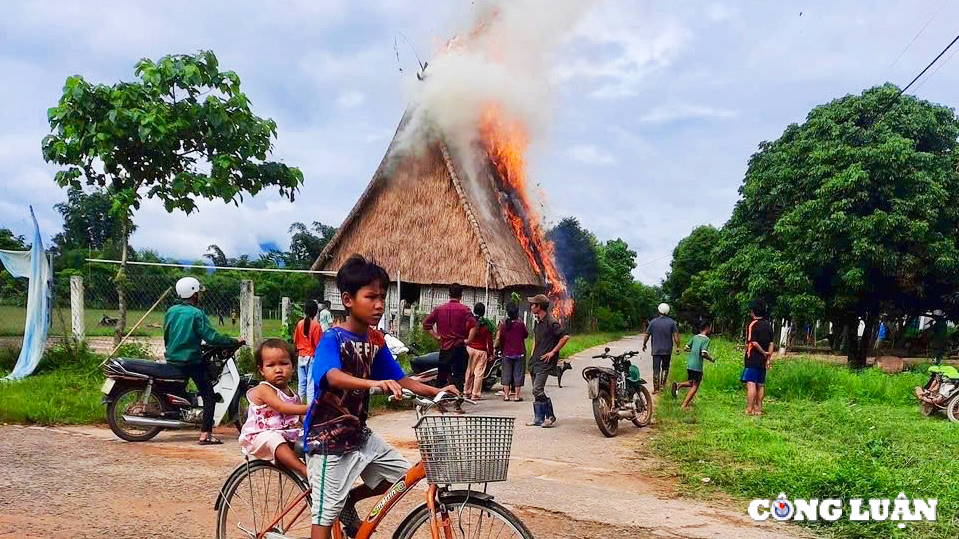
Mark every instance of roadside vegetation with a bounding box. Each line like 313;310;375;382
652;336;959;539
1;331;629;425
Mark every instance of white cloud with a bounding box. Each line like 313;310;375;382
638;103;739;124
336;91;366;109
568;144;615;165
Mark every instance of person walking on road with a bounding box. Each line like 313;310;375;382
423;283;476;409
526;294;569;428
643;303;679;393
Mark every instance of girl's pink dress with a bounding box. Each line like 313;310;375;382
238;382;302;462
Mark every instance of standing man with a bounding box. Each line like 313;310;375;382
643;303;679;393
423;283;476;405
319;299;334;332
741;299;774;415
527;294;569;428
164;277;242;445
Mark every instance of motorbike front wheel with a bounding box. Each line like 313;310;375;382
106;387;164;442
631;386;653;427
946;396;959;423
592;390;619;437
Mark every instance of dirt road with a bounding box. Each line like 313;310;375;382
0;335;808;538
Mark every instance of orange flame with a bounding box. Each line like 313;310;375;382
479;105;573;318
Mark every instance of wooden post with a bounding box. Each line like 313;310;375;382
281;297;290;333
70;276;85;340
396;270;401;336
240;280;254;347
398;300;407;339
253;296;263;347
410;303;416;337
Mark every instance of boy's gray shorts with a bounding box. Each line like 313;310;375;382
306;432;410;526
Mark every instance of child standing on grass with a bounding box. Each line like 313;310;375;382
672;319;714;409
295;300;323;404
239;338;309;478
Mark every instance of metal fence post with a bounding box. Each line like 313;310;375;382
70;275;85;340
253;296;263;347
281;297;290;334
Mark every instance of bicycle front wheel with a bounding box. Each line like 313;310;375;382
216;460;312;539
395;495;534;539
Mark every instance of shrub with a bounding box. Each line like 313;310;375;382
0;345;20;373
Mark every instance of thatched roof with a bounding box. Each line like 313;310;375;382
310;114;544;290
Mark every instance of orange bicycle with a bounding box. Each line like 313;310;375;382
214;390;534;539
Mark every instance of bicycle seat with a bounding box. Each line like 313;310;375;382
293;439;305;458
117;358;187;380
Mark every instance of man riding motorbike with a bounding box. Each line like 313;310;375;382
164;277;243;444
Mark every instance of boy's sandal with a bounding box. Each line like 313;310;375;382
199;436;223;445
514;397;524;402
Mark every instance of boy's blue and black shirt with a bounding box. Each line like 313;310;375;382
303;327;404;455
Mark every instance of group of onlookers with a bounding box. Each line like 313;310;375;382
421;285;569;427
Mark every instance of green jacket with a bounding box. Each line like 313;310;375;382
163;303;237;364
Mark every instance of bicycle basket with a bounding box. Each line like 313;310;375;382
413;415;515;484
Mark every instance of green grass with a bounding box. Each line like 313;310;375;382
558;331;628;359
652;337;959;539
0;331;630;425
0;304;283;337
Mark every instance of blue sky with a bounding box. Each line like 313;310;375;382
2;1;959;284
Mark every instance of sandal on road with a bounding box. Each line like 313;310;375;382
199;437;223;445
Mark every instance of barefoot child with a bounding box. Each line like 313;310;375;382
239;338;309;478
672;319;714;409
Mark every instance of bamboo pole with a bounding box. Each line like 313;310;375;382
101;286;172;364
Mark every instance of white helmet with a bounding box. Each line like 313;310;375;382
175;277;204;299
658;303;670;315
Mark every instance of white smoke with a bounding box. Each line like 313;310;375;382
396;0;594;163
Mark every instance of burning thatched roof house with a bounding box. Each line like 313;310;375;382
310;112;569;323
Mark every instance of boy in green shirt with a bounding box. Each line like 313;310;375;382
671;319;714;410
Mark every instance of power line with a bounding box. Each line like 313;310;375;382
886;0;952;71
635;253;672;269
913;42;959;92
877;33;959;119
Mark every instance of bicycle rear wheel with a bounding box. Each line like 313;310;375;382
216;460;312;539
394;495;534;539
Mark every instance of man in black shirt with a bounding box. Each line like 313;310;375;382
741;299;774;415
526;294;569;428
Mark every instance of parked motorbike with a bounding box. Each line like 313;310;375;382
409;349;503;391
915;365;959;421
583;348;652;437
101;343;252;441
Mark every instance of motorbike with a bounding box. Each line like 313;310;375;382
101;343;252;442
409;348;503;392
583;348;652;437
915;365;959;421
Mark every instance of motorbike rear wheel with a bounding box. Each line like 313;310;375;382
592;389;619;437
631;386;653;427
946;396;959;423
106;387;164;442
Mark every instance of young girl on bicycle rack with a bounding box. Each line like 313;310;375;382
305;254;456;539
239;338;309;478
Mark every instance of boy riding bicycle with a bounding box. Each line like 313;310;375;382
304;254;456;539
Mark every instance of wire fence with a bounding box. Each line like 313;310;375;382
0;262;312;350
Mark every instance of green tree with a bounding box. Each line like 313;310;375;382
52;187;126;253
547;217;599;288
0;229;27;250
662;225;721;322
286;221;336;269
696;85;959;367
42;50;304;344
